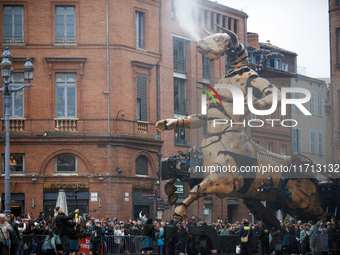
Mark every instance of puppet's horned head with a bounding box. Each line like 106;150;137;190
197;24;239;61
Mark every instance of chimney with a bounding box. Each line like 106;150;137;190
247;32;259;49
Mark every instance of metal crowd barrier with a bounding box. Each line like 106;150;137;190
21;234;152;255
20;233;340;255
105;235;145;254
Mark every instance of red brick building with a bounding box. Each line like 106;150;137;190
0;0;162;220
329;0;340;163
0;0;291;223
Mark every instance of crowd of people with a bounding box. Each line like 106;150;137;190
1;207;340;255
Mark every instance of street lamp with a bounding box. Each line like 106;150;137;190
0;47;34;213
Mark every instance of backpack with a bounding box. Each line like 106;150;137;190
51;217;60;235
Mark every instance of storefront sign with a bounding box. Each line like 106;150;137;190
132;183;153;190
43;182;89;189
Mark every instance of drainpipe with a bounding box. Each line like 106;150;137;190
105;0;111;135
329;1;334;163
244;16;247;46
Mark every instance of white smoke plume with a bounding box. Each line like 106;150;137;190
174;0;201;41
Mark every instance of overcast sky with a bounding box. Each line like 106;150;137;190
216;0;330;79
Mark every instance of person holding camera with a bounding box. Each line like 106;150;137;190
55;207;79;255
90;219;105;255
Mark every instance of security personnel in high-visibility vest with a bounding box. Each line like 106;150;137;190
239;219;253;255
259;223;270;255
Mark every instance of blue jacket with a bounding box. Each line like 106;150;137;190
239;225;252;238
89;225;105;244
308;225;317;241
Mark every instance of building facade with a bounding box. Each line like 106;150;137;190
0;0;163;220
0;0;255;222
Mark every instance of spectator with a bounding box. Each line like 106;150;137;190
114;225;123;254
177;224;186;255
220;224;229;235
164;219;178;255
55;207;79;255
139;211;148;224
259;223;270;255
6;214;21;255
0;213;13;255
38;212;45;222
155;228;164;255
307;220;318;255
90;219;105;255
69;225;80;255
141;218;155;255
300;225;307;255
41;230;55;255
239;219;252;255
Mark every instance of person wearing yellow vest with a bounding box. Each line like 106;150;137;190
259;223;270;255
239;220;252;255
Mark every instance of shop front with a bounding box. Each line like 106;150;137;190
43;181;89;217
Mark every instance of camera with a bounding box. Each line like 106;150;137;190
161;151;190;181
18;222;23;228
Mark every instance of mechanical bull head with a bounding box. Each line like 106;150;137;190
197;24;248;68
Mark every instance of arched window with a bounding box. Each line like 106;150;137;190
55;154;77;172
135;155;148;175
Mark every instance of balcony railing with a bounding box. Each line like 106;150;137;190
174;57;187;73
2;118;25;131
174;98;187;115
55;118;78;132
137;121;148;134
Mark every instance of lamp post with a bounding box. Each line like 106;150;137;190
0;46;34;213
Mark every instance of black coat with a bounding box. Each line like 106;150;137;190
143;224;155;239
55;212;76;236
164;223;178;243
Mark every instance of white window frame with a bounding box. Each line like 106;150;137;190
55;73;77;118
55;6;76;44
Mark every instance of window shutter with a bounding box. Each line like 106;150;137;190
298;129;301;152
3;7;13;39
293;128;297;152
318;131;324;155
66;7;75;42
13;7;23;41
137;76;147;121
55;7;65;42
